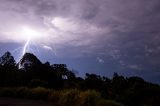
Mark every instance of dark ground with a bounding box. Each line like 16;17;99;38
0;97;54;106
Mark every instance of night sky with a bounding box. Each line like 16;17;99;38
0;0;160;83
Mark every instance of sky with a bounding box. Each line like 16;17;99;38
0;0;160;83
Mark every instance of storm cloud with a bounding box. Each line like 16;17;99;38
0;0;160;83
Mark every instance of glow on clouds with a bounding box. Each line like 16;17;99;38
51;17;103;33
43;16;107;46
0;15;106;57
1;17;104;44
1;25;45;43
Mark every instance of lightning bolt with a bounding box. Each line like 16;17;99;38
18;38;31;69
22;38;30;55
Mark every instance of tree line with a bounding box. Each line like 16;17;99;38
0;51;160;106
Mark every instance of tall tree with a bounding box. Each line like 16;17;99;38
0;51;16;67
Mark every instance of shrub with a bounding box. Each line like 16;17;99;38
79;90;101;106
0;88;16;97
48;90;63;102
31;87;50;100
59;89;80;106
96;99;123;106
15;87;32;98
0;88;123;106
28;79;48;88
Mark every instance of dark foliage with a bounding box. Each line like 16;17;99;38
0;51;160;106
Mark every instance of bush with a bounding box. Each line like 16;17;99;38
96;99;123;106
48;90;63;102
0;88;16;97
0;87;123;106
28;79;48;88
15;87;32;98
31;87;50;100
79;90;101;106
0;87;50;100
59;89;80;106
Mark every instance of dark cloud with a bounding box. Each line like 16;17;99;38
0;0;160;83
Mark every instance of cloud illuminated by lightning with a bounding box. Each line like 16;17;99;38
42;45;57;56
0;16;103;59
20;26;42;56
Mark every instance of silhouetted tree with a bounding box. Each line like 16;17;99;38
0;51;16;68
0;52;19;86
82;73;105;90
112;73;127;94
